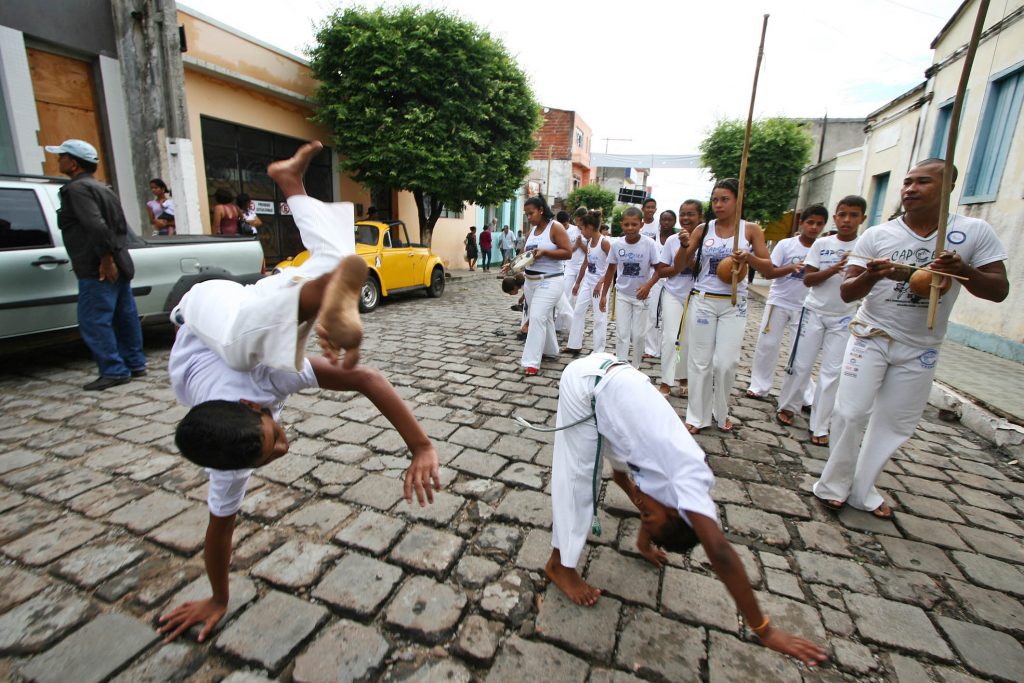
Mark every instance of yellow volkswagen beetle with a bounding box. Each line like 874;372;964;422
274;220;445;312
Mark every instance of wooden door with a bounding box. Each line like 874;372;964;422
27;48;106;182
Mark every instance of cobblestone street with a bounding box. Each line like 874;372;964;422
1;270;1022;683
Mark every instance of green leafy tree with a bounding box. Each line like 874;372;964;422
565;185;615;225
699;118;813;225
610;204;626;236
309;6;540;246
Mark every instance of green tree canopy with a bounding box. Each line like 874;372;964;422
309;6;539;245
565;185;616;225
699;118;813;225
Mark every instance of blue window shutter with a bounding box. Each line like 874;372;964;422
963;68;1024;202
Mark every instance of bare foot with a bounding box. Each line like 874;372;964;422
267;141;323;196
659;383;671;396
545;553;600;606
319;254;367;369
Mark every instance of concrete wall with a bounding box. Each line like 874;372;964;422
525;158;573;205
860;86;925;225
394;192;479;271
800;118;866;165
0;1;117;58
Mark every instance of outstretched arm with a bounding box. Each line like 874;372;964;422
689;513;827;666
611;471;668;568
310;358;440;505
159;512;235;642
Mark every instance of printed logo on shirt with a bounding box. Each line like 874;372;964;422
525;244;538;252
919;349;938;369
587;262;597;274
622;262;641;277
947;230;966;245
737;301;747;316
696;317;710;325
839;316;852;326
705;238;715;248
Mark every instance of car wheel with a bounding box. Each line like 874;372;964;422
426;267;445;298
360;275;381;313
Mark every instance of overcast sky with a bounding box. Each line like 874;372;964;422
182;0;964;211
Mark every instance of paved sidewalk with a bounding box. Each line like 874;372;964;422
0;270;1021;682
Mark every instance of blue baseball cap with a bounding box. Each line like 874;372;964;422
45;139;99;164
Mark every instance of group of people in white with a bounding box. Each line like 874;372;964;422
508;158;1008;521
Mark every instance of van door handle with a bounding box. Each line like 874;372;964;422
31;257;70;266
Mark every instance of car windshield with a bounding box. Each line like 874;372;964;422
355;223;378;246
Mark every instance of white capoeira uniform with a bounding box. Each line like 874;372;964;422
550;353;718;569
813;215;1006;511
643;232;671;358
521;221;566;368
777;234;859;436
567;235;611;353
748;235;815;403
563;223;586;308
685;221;751;430
609;235;661;368
169;195;355;517
659;232;694;386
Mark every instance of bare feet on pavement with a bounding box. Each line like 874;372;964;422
546;550;600;606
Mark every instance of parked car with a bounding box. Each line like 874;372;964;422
275;220;445;312
0;176;266;350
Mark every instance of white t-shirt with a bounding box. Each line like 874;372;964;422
766;236;813;310
850;215;1006;348
804;234;859;317
566;224;587;270
693;220;753;296
608;236;661;298
659;233;695;303
640;219;659;241
584;355;717;526
169;327;319;517
500;231;515;250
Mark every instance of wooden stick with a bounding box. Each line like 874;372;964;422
928;0;989;328
844;254;969;281
732;14;770;305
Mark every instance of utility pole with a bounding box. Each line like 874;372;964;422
600;137;632;154
545;145;553;199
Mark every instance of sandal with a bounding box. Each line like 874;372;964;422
818;497;844;511
685;423;702;435
716;420;734;434
810;434;829;446
745;390;765;400
775;410;794;427
871;504;894;520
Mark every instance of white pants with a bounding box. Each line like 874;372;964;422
748;304;806;398
685;293;746;429
813;334;938;511
177;196;354;372
643;281;664;357
660;291;690;386
567;278;608;353
563;264;582;309
555;291;574;333
778;309;852;436
522;275;563;367
614;291;648;368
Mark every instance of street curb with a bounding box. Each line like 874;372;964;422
745;284;1023;457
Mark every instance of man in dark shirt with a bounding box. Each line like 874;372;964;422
46;139;147;390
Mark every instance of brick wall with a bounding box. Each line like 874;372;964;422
531;108;574;160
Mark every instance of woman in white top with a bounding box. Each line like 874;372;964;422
673;178;772;434
565;210;611;355
520;195;572;376
147;178;175;236
563;206;589;308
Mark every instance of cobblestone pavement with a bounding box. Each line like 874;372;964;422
1;269;1023;683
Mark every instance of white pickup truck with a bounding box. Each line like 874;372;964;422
0;176;265;350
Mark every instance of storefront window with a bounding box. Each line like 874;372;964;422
200;117;333;265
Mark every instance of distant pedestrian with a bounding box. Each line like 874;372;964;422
236;192;262;235
213;188;243;236
147;178;175;236
514;229;524;253
45;139;147;390
480;223;493;271
465;226;478;270
499;225;515;264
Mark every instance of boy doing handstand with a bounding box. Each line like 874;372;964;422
546;353;827;666
158;141;441;642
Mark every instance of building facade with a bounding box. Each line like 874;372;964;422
525;107;592;208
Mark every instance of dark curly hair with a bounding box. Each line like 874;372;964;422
649;514;700;554
175;400;264;470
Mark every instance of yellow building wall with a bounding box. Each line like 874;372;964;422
395;192;479;271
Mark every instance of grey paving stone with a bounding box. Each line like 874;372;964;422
603;483;639;516
755;591;826;642
707;455;761;482
846;593;953;660
450;449;508;478
584;546;659;608
710;477;749;505
108;491;191;532
279;499;353;537
616;607;705;683
146;503;209;554
313;552;403;618
831;637;877;674
453;614;503;664
309;461;364;488
19;611;158;683
877;536;963;579
454;555;502;588
389;524;463;576
894;513;969;550
725;504;791;547
479;570;534;624
251;539;341;589
486;635;588;683
515;528;554;572
398;490;465;526
746;483;811;519
795;521;852;557
474;522;521;557
764;568;805;601
820;606;855;637
239;481;307;520
50;540;146;588
894;491;966;523
384;574;466;643
2;514;105;565
340;473;406;511
498;461;545;489
292;619;390;683
0;500;62;544
589;670;648;683
950;484;1016;515
0;589;94;655
0;565;49;613
453;478;505;503
494;489;552;528
936;616;1024;682
109;641;202;683
168;574;257;640
947;579;1024;634
449;426;499;451
66;481;152;519
953;524;1024;564
708;631;801;683
956;504;1024;536
0;489;27;514
689;542;763;588
836;506;900;536
867;565;945;608
661;567;739;633
215;590;328;673
794;551;873;592
535;583;621;662
950;551;1024;595
25;468;112;502
386;656;474;682
334;509;405;555
0;449;43;475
